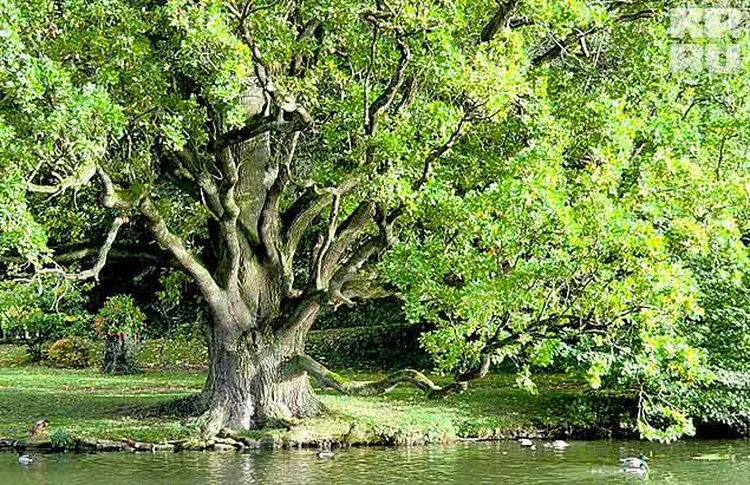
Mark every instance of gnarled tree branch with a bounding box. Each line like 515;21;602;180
286;354;466;398
414;114;469;190
366;37;411;136
318;200;375;288
216;149;243;294
480;0;519;43
71;216;129;281
139;197;225;309
33;216;129;282
213;104;312;151
259;132;300;266
97;167;134;210
283;178;359;264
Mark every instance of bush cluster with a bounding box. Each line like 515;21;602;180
47;337;93;369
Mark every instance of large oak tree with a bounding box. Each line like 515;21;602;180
3;0;749;440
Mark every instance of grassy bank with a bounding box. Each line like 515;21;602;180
0;365;635;449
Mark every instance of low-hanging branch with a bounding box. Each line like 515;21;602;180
0;246;164;266
70;216;129;282
285;354;467;398
32;216;130;282
286;311;619;402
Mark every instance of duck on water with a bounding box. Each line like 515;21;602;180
519;439;569;451
317;441;335;459
620;454;649;474
18;453;33;466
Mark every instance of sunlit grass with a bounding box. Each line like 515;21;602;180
0;363;632;445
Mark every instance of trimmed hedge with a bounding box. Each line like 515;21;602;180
134;338;208;369
0;322;431;371
306;323;430;370
132;324;430;370
313;299;407;330
130;324;431;370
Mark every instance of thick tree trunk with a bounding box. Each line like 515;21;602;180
196;316;322;437
100;334;138;374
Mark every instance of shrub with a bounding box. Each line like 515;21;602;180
50;428;73;451
93;295;146;338
0;344;30;367
0;278;91;361
47;337;92;369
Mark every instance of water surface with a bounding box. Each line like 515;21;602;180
1;440;749;484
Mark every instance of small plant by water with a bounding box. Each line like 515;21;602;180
50;428;73;451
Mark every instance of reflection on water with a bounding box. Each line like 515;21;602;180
1;440;749;484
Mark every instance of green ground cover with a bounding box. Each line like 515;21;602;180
0;358;633;446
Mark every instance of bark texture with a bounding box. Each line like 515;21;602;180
195;322;323;436
100;334;139;374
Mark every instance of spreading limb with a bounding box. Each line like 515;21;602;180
286;354;467;398
34;216;129;282
71;216;129;281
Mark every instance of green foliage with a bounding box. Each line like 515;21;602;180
50;427;73;451
1;0;749;443
0;278;91;361
681;370;750;433
47;337;93;369
94;295;146;338
378;6;750;442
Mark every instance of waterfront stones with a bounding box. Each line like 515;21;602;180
212;443;237;452
96;440;125;452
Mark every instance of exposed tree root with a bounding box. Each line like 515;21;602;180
144;353;477;438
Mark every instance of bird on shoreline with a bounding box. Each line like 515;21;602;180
518;438;533;447
18;453;33;465
29;419;49;439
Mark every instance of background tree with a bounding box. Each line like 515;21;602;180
95;295;146;374
2;0;748;440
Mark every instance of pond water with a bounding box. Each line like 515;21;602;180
1;440;748;484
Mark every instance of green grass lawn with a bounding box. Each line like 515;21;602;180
0;367;204;442
0;364;635;446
